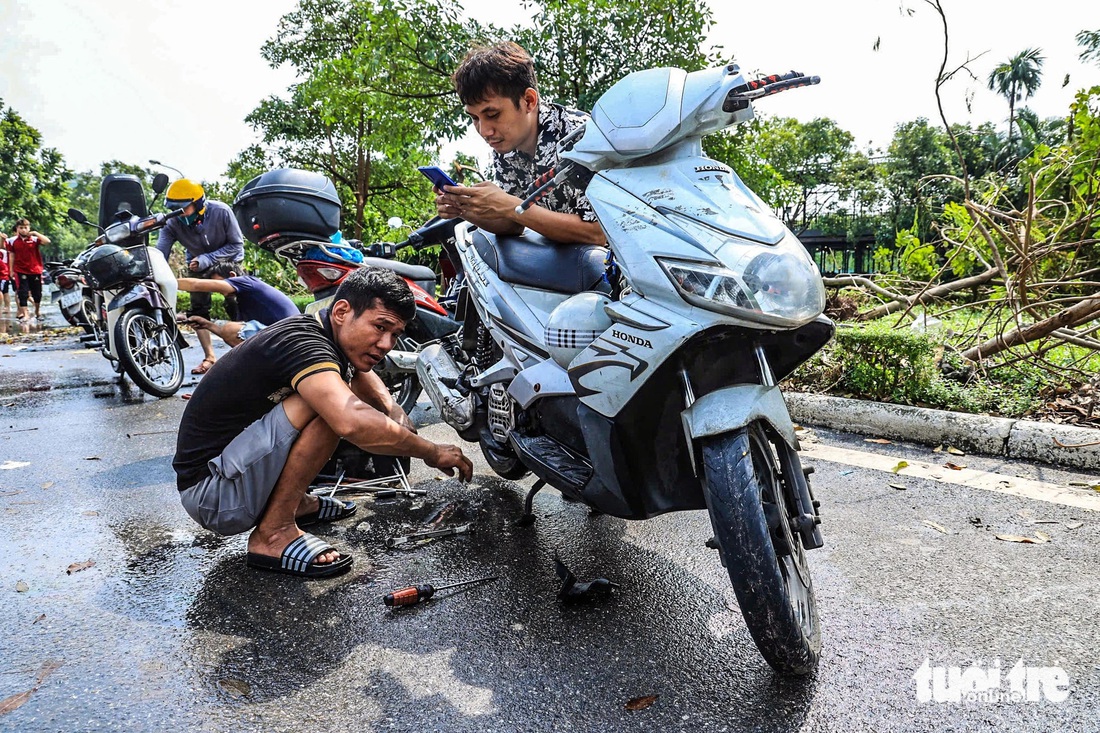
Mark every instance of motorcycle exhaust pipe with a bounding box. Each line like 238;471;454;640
416;344;475;430
375;349;418;376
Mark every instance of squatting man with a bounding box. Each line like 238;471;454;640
171;267;473;578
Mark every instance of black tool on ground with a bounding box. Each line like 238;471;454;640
383;575;498;607
553;554;620;602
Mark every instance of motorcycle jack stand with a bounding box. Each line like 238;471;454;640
515;479;546;527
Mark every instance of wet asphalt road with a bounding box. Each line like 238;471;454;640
1;308;1099;732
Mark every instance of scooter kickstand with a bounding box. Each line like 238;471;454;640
516;479;546;527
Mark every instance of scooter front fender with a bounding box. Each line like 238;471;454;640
108;284;158;312
681;384;799;470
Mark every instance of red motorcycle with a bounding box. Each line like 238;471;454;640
232;169;460;414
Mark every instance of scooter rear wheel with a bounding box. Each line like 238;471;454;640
114;307;184;398
702;421;821;675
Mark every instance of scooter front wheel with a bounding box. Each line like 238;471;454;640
114;307;184;398
702;421;821;675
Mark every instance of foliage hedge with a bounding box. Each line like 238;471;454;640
786;321;1044;418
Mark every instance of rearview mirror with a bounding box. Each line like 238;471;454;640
151;173;170;196
68;208;89;225
387;217;404;229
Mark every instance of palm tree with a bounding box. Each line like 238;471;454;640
1077;29;1100;66
986;48;1045;155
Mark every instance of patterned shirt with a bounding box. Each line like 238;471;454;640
489;101;597;223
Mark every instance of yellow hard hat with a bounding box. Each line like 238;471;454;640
164;178;207;217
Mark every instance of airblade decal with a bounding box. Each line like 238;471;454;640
569;338;650;397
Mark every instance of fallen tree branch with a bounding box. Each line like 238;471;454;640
961;294;1100;362
821;275;907;302
856;267;999;321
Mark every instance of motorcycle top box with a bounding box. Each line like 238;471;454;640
233;168;341;248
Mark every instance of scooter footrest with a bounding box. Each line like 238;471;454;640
508;433;592;494
83;340;104;349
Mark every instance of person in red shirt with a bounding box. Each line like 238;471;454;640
0;228;11;312
6;217;51;321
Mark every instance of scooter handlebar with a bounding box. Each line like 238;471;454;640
723;72;820;112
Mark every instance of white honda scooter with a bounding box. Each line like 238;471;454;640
415;63;832;675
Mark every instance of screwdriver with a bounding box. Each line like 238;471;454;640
383;575;498;607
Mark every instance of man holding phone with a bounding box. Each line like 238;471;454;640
432;42;605;246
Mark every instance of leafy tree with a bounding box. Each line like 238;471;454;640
245;0;478;241
1077;29;1100;66
0;100;71;238
986;48;1045;157
510;0;719;111
880;118;959;241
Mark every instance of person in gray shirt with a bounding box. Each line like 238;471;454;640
156;178;245;374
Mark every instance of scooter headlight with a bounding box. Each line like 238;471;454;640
104;221;131;243
659;214;825;327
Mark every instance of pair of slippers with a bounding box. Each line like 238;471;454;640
246;496;357;578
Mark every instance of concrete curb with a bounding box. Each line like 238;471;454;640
786;392;1100;471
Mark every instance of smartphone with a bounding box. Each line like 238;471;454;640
418;165;457;190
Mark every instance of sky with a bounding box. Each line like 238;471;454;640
1;0;1096;186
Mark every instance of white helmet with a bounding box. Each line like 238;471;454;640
545;292;613;369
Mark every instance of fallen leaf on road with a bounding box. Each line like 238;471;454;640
180;393;192;401
944;462;966;470
946;446;966;456
82;511;98;517
889;483;907;491
0;461;30;470
40;481;53;489
865;438;892;444
15;581;28;593
217;678;251;698
1034;531;1051;543
0;660;62;716
891;460;909;474
31;614;45;625
625;694;659;711
66;560;95;575
83;456;100;461
0;690;32;716
996;534;1042;544
922;520;948;534
1065;522;1084;530
933;445;944;453
0;491;24;497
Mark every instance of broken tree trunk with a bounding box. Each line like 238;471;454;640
961;294;1100;362
856;267;1000;321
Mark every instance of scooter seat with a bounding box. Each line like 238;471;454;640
472;229;609;294
360;257;437;284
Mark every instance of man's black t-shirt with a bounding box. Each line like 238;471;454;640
173;311;351;491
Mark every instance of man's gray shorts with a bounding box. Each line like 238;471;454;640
179;403;300;536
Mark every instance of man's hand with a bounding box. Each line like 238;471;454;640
438;182;521;222
426;443;474;482
188;259;201;272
